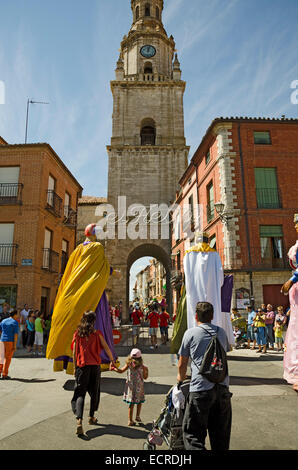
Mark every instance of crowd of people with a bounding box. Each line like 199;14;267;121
128;299;171;349
231;303;290;353
0;302;51;374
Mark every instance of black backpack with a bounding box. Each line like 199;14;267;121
193;326;228;384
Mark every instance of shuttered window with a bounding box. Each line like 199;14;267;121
254;168;281;208
254;131;271;144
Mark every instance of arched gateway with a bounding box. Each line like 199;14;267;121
105;0;189;320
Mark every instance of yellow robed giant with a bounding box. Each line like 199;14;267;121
46;241;110;362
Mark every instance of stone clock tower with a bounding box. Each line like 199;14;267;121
105;0;189;317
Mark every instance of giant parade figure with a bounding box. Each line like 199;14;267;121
183;231;234;345
281;214;298;392
46;223;120;374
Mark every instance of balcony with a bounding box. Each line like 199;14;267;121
0;183;23;205
63;206;77;228
46;190;62;218
42;248;59;273
256;188;282;209
217;246;289;271
0;244;18;266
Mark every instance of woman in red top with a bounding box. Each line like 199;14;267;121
71;311;116;437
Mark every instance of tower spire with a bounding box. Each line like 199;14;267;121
130;0;165;32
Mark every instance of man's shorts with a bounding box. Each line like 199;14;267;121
34;331;43;346
149;327;158;336
160;326;168;335
132;325;140;336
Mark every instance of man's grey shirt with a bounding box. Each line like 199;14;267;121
179;323;230;392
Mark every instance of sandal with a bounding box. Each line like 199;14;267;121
88;417;98;425
135;416;142;422
128;421;136;426
76;424;84;436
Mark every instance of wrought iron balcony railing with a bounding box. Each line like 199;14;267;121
217;246;289;271
0;183;23;205
46;190;62;218
0;244;18;266
42;248;59;273
63;206;77;228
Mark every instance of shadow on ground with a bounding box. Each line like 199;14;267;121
228;354;283;362
230;375;287;386
63;376;172;396
84;422;152;441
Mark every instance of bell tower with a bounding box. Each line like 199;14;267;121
106;0;189;317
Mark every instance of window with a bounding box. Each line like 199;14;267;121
209;234;217;250
254;168;281;209
207;182;214;223
141;119;156;145
189;194;194;228
0;223;15;265
64;192;71;218
43;228;52;269
144;62;153;74
40;287;50;315
174;212;181;241
260;225;284;267
47;175;56;207
0;167;22;203
0;285;17;309
61;239;69;274
145;3;150;16
254;131;271;145
136;6;139;20
156;6;160;19
205;150;210;165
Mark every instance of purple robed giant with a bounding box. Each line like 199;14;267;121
95;291;117;364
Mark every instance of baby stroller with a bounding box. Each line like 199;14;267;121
143;379;190;450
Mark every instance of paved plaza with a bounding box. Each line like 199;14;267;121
0;339;298;451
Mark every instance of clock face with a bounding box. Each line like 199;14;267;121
140;45;156;58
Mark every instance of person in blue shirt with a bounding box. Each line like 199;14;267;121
0;310;19;379
246;305;257;349
177;301;232;451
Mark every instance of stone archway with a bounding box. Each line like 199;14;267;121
126;243;172;317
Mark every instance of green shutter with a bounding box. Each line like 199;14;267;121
259;225;283;237
254;168;280;208
254;131;271;144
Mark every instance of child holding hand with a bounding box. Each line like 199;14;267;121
111;348;148;426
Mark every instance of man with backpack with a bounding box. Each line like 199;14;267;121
177;301;232;451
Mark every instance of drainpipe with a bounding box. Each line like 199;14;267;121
237;124;254;308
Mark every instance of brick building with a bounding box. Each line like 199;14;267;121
171;117;298;314
77;196;108;244
0;138;82;313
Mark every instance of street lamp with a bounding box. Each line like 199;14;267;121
25;99;49;144
214;202;233;225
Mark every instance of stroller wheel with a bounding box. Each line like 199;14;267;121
143;441;156;451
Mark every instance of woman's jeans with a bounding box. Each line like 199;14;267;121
71;365;101;420
182;384;232;450
265;324;274;347
256;327;266;346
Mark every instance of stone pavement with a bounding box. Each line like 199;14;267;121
0;342;298;451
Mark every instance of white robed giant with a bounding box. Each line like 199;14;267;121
184;246;234;345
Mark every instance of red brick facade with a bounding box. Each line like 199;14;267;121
0;140;82;312
171;118;298;313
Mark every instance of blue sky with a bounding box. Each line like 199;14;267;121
1;0;298;299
